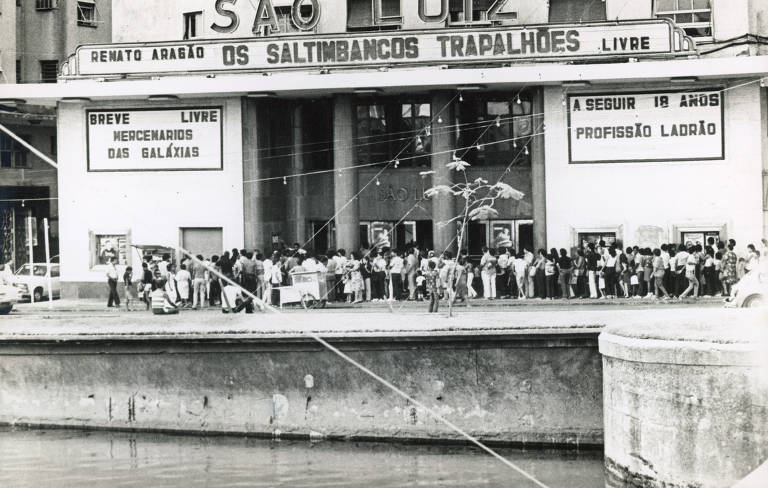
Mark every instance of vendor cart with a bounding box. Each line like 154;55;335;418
278;270;328;309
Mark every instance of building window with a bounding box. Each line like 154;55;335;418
183;11;202;39
39;60;58;83
449;0;492;23
35;0;58;10
15;60;21;83
90;232;130;268
347;0;401;31
50;136;57;158
655;0;712;38
77;1;97;27
578;232;617;250
548;0;606;23
355;100;431;167
457;93;534;167
0;133;30;168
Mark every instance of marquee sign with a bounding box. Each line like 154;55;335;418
70;19;695;76
86;107;223;171
567;90;725;164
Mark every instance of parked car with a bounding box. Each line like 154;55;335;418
13;263;61;302
0;284;20;314
725;270;768;308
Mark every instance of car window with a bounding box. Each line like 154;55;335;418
51;266;60;277
15;265;49;276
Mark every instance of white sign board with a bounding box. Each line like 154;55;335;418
567;90;724;163
86;107;223;171
72;20;691;76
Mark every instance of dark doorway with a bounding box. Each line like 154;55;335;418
518;223;534;253
415;221;433;250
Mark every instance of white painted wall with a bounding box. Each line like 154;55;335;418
57;97;244;283
543;82;765;252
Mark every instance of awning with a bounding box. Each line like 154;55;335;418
1;56;767;106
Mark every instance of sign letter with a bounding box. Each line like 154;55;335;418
418;0;448;23
252;0;279;36
291;0;321;31
211;0;240;34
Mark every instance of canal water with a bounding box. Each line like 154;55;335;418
0;428;604;487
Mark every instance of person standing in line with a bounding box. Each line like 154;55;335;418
585;244;598;299
603;248;618;299
269;254;283;306
165;263;180;305
191;255;208;309
679;247;700;300
543;251;558;300
702;248;716;296
323;251;335;303
175;263;191;308
660;244;672;295
496;248;510;299
241;252;257;297
721;243;738;296
652;248;671;300
557;248;573;299
480;247;497;300
513;251;528;299
425;260;440;313
675;244;689;297
122;266;135;311
389;250;404;300
453;255;470;305
106;257;120;308
209;256;221;306
406;247;419;300
360;254;372;302
334;249;347;302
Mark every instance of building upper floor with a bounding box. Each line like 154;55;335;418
114;0;767;58
0;0;112;83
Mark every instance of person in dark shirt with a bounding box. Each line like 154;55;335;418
585;244;599;299
557;248;573;299
141;261;153;310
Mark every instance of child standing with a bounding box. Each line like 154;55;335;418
415;270;425;300
123;266;136;312
175;264;191;308
425;261;440;313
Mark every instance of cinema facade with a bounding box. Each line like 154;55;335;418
2;0;767;298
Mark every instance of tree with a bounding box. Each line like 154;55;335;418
423;155;525;316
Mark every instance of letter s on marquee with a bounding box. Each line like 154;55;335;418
212;0;240;34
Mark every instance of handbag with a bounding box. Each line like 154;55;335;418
528;266;537;277
630;275;639;286
598;277;606;289
569;274;578;285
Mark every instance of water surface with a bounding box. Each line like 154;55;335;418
0;428;604;487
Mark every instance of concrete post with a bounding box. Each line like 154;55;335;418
242;98;268;250
531;89;547;251
431;91;456;253
333;95;360;252
288;103;308;246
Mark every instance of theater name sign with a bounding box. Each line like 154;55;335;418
68;1;696;76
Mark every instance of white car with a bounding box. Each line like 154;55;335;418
13;263;61;302
725;270;768;308
0;284;20;314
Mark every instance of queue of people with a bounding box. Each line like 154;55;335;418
110;237;768;312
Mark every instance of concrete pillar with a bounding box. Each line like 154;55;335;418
531;89;547;251
287;103;308;246
333;94;359;252
242;98;268;250
431;91;456;253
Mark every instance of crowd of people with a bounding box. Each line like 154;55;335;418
111;237;768;313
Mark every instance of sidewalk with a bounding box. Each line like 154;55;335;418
12;295;725;313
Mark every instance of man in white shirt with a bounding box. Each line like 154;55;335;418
513;253;528;299
389;251;404;300
333;249;347;302
406;247;419;300
106;257;120;308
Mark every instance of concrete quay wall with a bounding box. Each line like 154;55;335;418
600;316;768;488
0;315;603;447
